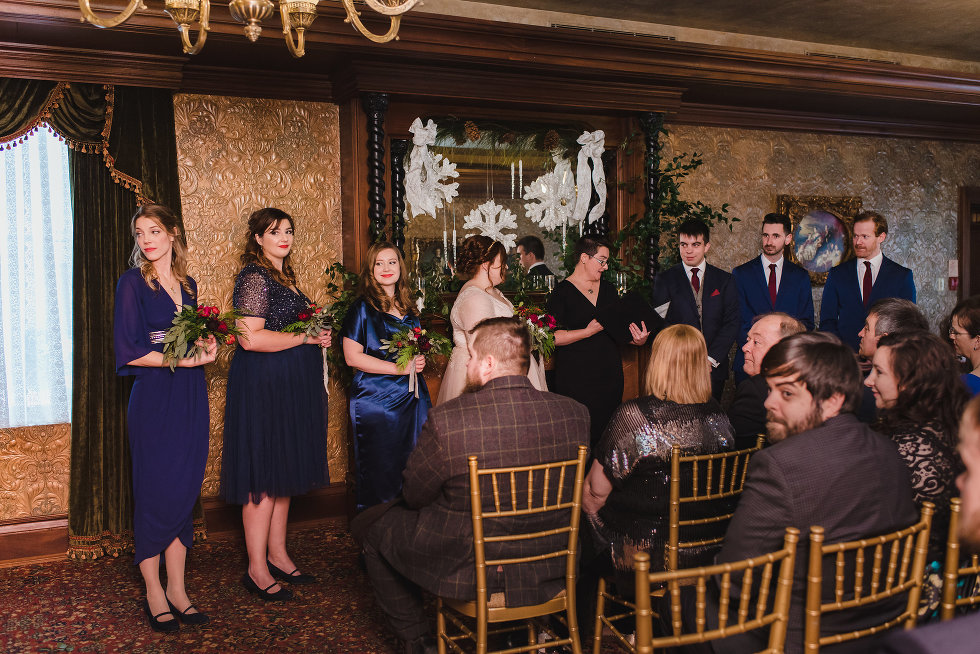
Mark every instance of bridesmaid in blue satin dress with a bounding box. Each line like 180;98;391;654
114;204;216;632
341;241;431;511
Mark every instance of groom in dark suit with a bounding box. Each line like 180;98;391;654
353;316;589;654
820;211;916;351
731;212;814;382
651;218;740;399
705;332;917;654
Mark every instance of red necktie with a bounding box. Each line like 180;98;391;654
768;263;778;307
691;268;700;293
863;261;873;308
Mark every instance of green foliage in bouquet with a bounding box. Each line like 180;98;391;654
380;326;452;372
163;304;243;372
513;303;558;359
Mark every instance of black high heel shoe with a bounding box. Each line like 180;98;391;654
166;598;210;626
267;560;316;585
241;573;293;601
143;598;180;633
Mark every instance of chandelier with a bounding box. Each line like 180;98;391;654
78;0;420;57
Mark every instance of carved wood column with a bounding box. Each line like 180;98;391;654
639;111;664;284
362;92;389;243
389;138;409;252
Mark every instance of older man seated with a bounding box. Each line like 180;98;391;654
726;312;804;447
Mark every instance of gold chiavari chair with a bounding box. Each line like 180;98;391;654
940;497;980;620
436;445;588;654
803;502;933;652
633;527;799;654
593;436;765;654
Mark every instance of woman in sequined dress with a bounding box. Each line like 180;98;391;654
221;208;331;601
582;324;734;593
114;204;216;631
865;330;967;617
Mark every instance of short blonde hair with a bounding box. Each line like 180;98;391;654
644;324;712;404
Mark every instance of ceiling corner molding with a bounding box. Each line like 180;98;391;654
0;41;186;88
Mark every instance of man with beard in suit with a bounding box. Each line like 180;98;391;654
820;211;916;351
878;395;980;653
353;316;589;654
651;218;739;399
699;332;917;654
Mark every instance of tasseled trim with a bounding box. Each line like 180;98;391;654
0;83;151;204
67;530;134;561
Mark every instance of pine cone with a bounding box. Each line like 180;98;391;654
543;129;561;152
464;121;481;142
499;131;516;144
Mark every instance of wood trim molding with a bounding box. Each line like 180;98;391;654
0;41;186;88
0;484;347;568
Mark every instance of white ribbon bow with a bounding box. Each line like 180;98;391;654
572;130;607;225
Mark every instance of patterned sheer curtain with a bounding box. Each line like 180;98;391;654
0;130;73;427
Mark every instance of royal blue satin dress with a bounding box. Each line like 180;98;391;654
221;263;329;504
341;297;431;511
114;268;209;565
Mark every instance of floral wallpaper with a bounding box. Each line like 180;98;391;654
661;125;980;331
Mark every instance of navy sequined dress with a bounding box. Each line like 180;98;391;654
589;395;734;593
221;263;329;504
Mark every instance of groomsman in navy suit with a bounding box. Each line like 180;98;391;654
819;211;916;352
731;213;814;382
652;218;739;399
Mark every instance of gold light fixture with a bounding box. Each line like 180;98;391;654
78;0;420;57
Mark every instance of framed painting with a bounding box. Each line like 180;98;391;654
777;195;863;285
411;238;449;273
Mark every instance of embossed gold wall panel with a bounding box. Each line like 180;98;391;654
661;125;980;330
0;423;70;520
173;94;346;498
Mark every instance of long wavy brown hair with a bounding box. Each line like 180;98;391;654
129;204;193;296
239;207;297;286
359;241;415;315
875;330;969;445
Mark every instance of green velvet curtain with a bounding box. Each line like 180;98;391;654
0;79;194;559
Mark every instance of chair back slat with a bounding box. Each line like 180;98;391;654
666;436;765;573
804;503;934;650
940;497;980;620
634;527;800;652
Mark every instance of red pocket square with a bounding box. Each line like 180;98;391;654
710;289;720;297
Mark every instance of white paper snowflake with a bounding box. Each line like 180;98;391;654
404;118;459;220
463;200;518;251
523;154;578;230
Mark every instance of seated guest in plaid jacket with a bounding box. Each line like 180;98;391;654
352;316;590;654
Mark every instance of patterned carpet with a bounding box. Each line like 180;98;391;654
0;518;622;654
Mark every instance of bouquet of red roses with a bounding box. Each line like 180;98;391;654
380;326;452;397
282;301;334;339
162;304;243;371
514;303;558;358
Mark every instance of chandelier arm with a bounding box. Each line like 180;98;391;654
341;0;401;43
280;2;305;58
78;0;146;29
362;0;420;17
176;0;210;55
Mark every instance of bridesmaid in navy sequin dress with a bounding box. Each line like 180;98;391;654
221;208;331;601
342;241;430;511
114;205;216;631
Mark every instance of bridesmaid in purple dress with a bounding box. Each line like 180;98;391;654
114;204;216;632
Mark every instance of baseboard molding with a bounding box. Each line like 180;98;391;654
0;483;349;568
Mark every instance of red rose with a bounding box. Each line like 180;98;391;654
413;327;422;334
421;341;431;352
298;311;311;321
226;335;236;345
396;341;403;348
218;321;228;333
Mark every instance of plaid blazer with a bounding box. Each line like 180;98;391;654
368;374;590;607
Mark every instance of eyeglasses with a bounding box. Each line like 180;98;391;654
950;328;970;337
588;254;610;268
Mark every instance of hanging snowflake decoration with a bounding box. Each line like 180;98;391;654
463;200;518;251
404;117;459;220
523;153;578;231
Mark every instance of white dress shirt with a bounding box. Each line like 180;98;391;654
761;254;784;291
857;251;883;302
